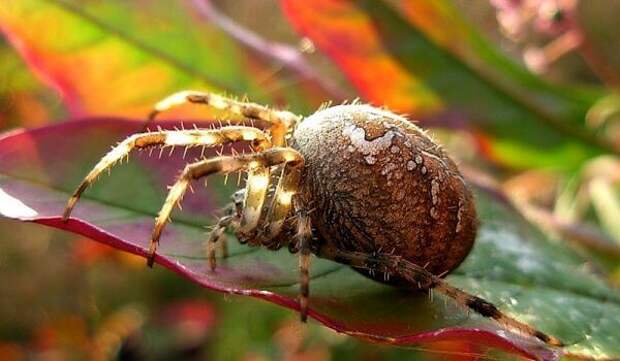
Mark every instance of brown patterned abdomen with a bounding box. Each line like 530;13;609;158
292;105;477;288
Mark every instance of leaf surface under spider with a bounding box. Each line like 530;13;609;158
280;0;618;171
1;119;620;361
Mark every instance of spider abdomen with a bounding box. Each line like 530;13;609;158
292;104;477;287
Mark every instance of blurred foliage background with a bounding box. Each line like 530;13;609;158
0;0;620;360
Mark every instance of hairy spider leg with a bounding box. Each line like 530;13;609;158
241;163;303;250
207;160;305;268
62;127;271;221
260;165;302;247
206;204;237;271
148;148;303;267
239;166;271;238
294;207;313;322
238;149;304;245
319;249;564;348
206;190;246;268
146;90;301;146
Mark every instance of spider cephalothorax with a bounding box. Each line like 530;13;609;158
63;91;562;348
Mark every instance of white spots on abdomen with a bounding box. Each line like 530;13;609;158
342;124;396;157
341;120;444;211
342;123;403;172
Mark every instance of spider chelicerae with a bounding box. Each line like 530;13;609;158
62;90;563;348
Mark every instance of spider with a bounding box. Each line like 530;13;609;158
62;90;563;348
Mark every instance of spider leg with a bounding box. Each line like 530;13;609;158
220;233;229;257
63;127;270;220
251;163;303;249
271;165;302;237
319;249;564;348
206;191;247;271
239;166;270;237
294;207;313;322
146;90;301;146
148;148;303;267
206;203;238;271
238;151;304;242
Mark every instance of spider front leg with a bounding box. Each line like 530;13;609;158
148;148;303;267
320;249;564;348
146;90;301;146
63;126;271;220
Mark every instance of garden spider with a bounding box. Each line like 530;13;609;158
62;90;563;348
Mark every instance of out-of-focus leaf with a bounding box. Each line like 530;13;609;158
0;0;320;119
280;0;616;170
578;0;620;82
0;40;57;128
1;120;619;360
589;179;620;245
